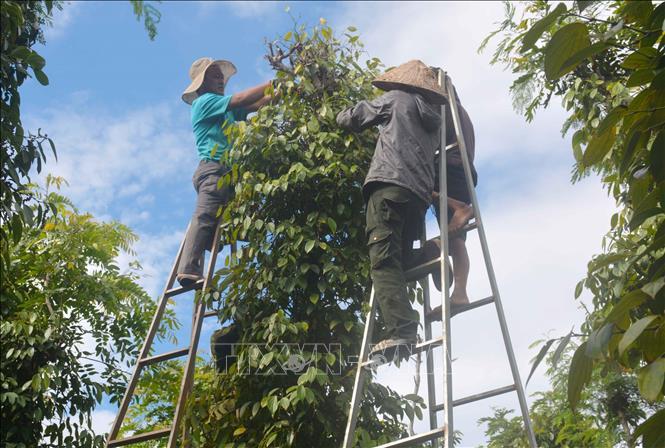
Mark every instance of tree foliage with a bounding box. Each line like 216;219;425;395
0;182;177;447
0;0;160;273
480;1;664;445
1;0;59;253
120;22;428;447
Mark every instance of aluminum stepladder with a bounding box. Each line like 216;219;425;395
106;221;231;447
342;70;537;448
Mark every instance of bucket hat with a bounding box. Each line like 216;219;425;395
372;60;447;104
182;57;237;104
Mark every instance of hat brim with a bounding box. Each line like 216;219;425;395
372;80;448;105
182;60;237;104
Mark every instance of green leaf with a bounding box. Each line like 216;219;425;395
622;47;659;70
544;23;590;80
618;316;658;355
626;69;656;87
520;3;568;52
259;351;274;369
551;331;573;369
307;118;320;133
585;323;613;359
643;277;665;299
304;240;316;253
327;217;337;233
638;359;665;401
526;339;555;386
559;41;610;78
650;130;665;182
605;290;650;324
568;341;593;409
26;51;46;70
583;125;616;166
284;31;293;41
309;293;319;305
33;69;49;86
233;426;247;436
633;409;665;448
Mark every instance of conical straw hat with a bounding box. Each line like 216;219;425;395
372;60;447;104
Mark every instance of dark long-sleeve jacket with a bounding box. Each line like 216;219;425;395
336;89;442;205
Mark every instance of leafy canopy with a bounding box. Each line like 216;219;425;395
480;1;664;445
1;182;177;447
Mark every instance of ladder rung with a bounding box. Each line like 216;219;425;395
445;142;458;150
375;427;446;448
454;295;495;315
203;310;218;318
414;336;443;353
139;348;189;367
107;427;171;446
405;256;441;282
165;279;205;297
361;337;443;368
433;384;517;412
463;220;477;232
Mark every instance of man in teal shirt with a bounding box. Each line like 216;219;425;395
178;57;272;286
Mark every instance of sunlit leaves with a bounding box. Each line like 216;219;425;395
568;342;594;410
520;2;567;52
482;0;665;415
634;409;665;448
544;23;590;80
2;191;166;446
638;359;665;402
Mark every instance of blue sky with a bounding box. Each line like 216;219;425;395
23;1;617;446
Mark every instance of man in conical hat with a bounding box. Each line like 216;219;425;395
337;60;446;360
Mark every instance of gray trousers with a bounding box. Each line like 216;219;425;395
178;161;232;277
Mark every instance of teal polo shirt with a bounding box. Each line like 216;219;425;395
191;93;249;162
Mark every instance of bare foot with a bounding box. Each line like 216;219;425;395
449;205;474;234
450;289;470;307
426;300;469;321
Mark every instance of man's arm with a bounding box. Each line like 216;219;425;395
336;97;390;132
244;94;273;112
229;81;271;109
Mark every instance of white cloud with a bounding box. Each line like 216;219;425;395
91;409;116;436
117;229;185;299
198;1;282;19
334;1;570;165
26;100;196;216
44;1;83;40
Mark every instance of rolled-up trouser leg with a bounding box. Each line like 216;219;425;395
365;184;425;340
178;161;231;277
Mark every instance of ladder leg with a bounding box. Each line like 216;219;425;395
420;224;439;448
436;72;454;448
168;224;224;447
107;224;190;443
445;77;537;448
343;287;377;448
